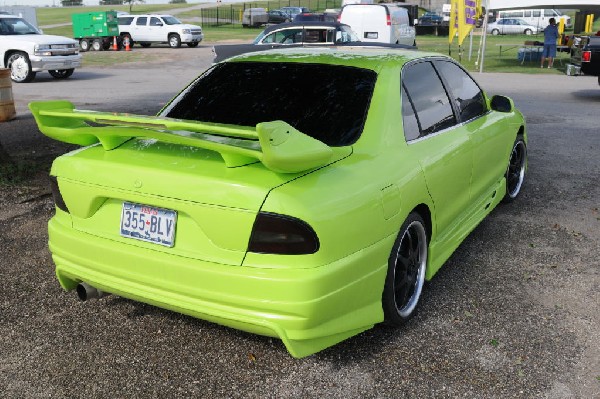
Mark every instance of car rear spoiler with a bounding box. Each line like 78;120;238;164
29;100;333;174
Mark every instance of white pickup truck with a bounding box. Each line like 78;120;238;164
1;14;81;83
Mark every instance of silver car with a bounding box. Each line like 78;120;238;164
487;18;540;35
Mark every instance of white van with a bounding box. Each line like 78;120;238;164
339;4;416;46
496;9;571;29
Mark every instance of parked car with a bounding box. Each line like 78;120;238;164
242;8;268;27
496;8;571;29
487;18;540;35
279;6;310;20
267;9;291;24
340;4;416;46
30;46;527;358
293;12;338;22
418;11;443;25
0;13;81;83
117;14;203;48
212;22;360;62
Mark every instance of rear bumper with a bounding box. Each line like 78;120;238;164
48;214;389;358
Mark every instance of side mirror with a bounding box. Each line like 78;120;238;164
490;95;514;113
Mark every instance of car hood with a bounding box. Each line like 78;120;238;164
7;34;77;45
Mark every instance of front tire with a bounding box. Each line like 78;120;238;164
382;212;428;326
7;52;36;83
524;29;533;35
491;29;500;35
503;137;527;202
79;39;90;52
169;34;181;48
48;69;74;79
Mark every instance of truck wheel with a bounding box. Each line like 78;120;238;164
121;33;133;49
79;39;90;52
7;52;36;83
48;69;74;79
169;34;181;48
92;39;102;51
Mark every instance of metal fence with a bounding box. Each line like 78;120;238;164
200;0;342;27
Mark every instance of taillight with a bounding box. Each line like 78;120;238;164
49;176;69;213
248;212;319;255
582;50;591;63
387;14;391;26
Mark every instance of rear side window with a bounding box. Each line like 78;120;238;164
401;61;456;139
164;62;377;146
434;60;486;122
136;17;147;26
118;17;134;25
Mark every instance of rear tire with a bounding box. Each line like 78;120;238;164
48;69;74;79
524;29;533;35
382;212;428;326
91;39;102;51
491;29;500;35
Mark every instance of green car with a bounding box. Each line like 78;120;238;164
30;48;527;358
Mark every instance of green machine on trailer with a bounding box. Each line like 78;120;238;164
72;11;120;51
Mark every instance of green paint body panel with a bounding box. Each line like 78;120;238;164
31;48;526;358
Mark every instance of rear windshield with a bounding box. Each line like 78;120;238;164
163;62;376;146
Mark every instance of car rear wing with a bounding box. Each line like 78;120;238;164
29;100;333;173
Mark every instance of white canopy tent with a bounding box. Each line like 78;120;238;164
479;0;600;72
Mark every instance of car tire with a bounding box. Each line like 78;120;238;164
121;33;134;49
7;52;36;83
186;42;199;48
491;29;500;35
503;137;527;203
79;39;89;52
48;69;74;79
524;29;533;35
169;34;181;48
382;212;428;326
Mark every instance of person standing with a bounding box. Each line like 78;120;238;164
541;18;559;68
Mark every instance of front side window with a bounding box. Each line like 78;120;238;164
401;61;456;137
136;17;147;26
150;17;162;26
0;18;39;35
434;61;486;122
164;62;377;146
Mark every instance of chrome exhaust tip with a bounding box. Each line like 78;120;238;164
76;282;109;301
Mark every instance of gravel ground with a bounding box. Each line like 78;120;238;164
0;51;598;398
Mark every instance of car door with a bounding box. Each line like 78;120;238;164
148;17;165;42
432;60;509;207
401;60;472;238
133;16;148;41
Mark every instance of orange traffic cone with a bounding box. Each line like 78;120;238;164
124;37;130;51
112;36;118;51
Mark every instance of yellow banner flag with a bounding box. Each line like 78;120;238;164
449;0;478;46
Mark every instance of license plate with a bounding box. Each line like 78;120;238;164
120;202;177;247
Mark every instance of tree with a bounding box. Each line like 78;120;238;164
123;0;145;13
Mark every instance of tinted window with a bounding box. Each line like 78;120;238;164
164;62;377;146
533;10;541;17
118;16;134;25
136;17;147;26
262;29;302;44
435;61;486;122
401;85;420;141
402;61;455;136
150;17;162;26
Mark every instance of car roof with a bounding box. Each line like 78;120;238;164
226;47;439;71
261;21;348;35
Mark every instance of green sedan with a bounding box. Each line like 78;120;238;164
30;47;527;358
